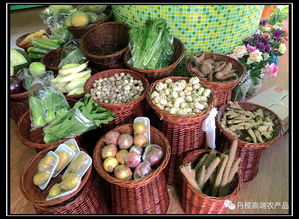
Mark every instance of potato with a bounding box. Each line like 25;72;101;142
60;174;79;191
48;184;61;198
68;154;88;173
55;151;69;172
38;155;55;172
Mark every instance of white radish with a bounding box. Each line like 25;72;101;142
59;61;89;75
57;69;91;83
67;87;84;96
65;74;91;91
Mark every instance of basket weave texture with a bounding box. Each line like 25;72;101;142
68;9;113;39
80;22;130;70
41;48;63;73
216;102;284;182
186;53;245;106
10;91;29;123
180;149;243;214
146;76;214;185
123;37;185;83
93;124;171;214
20;145;108;214
84;69;149;132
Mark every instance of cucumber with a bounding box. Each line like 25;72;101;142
28;52;44;60
10;48;31;75
27;46;49;55
31;38;61;51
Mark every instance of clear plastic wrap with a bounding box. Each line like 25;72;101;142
128;19;174;70
58;39;87;67
52;144;76;177
28;74;70;130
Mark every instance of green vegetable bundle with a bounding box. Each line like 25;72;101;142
43;94;115;143
27;38;64;60
128;19;174;70
28;80;70;129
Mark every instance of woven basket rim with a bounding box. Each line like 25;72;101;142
216;102;285;149
186;52;246;86
67;9;113;32
10;90;28;100
146;76;215;121
181;149;243;200
93;124;171;188
19;145;92;207
123;37;185;73
80;21;130;60
83;69;149;110
41;48;63;72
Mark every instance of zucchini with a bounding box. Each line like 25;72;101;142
10;48;31;75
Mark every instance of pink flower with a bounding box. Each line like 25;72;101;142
263;63;279;78
227;54;238;60
265;24;273;29
262;33;270;38
246;45;257;53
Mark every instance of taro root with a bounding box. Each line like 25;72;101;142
200;62;213;75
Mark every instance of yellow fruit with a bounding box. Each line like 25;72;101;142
60;175;79;191
33;172;51;186
133;122;147;135
38;155;55;172
103;157;119;172
48;184;61;198
68;154;88;173
66;143;77;151
55;151;69;172
61;172;79;180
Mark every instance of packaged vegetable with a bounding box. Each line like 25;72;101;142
43;94;114;143
28;77;70;129
58;40;87;67
128;19;174;70
134;161;152;180
52;144;76;177
142;144;164;166
133;117;150;147
33;151;59;190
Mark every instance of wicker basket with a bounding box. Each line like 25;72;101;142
80;22;130;70
84;69;149;132
123;37;185;83
41;48;63;74
19;145;109;214
216;102;284;182
186;53;245;107
180;149;243;214
93;124;171;214
16;106;83;153
146;76;214;185
10;91;29;123
68;9;113;39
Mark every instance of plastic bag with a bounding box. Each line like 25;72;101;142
128;19;174;70
202;107;218;149
40;6;74;43
58;39;87;67
76;5;107;13
28;76;70;130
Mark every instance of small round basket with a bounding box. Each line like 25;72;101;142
146;76;214;185
180;149;243;214
123;37;185;83
41;48;63;74
80;22;130;70
93;124;171;214
84;69;149;132
216;102;284;182
10;90;29;123
16;33;31;51
68;9;113;39
186;53;245;106
19;145;109;214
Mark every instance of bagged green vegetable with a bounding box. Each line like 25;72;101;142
43;94;115;143
128;19;174;70
28;74;70;130
58;40;87;67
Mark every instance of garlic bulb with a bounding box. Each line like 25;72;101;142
189;77;200;85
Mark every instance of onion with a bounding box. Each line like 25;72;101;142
133;134;148;147
129;146;143;156
101;144;118;159
104;131;120;145
133;122;147;134
142;144;164;166
134;161;152;179
103;157;119;173
114;165;132;180
125;152;141;168
116;149;129;165
118;134;133;149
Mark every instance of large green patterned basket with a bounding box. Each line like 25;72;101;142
112;5;264;76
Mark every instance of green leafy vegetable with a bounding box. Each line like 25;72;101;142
43;94;114;143
128;19;174;70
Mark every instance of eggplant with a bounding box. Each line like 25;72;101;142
10;76;25;94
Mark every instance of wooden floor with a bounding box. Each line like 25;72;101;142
9;6;290;215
